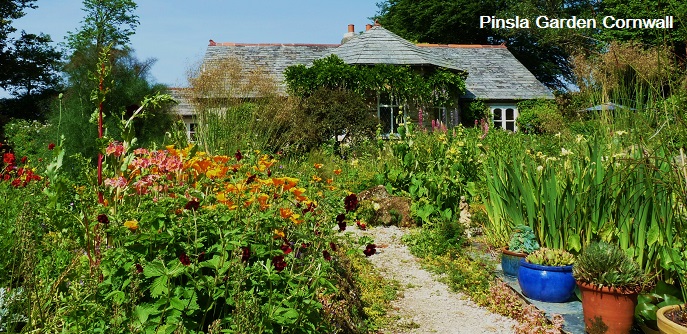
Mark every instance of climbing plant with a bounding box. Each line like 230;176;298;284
284;55;466;107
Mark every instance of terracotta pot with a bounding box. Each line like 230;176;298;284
577;281;639;334
657;305;687;334
501;247;527;277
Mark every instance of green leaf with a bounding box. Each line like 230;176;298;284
273;307;299;325
567;234;581;252
150;276;169;298
647;222;659;246
143;261;165;278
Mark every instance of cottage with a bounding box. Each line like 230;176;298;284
173;23;553;139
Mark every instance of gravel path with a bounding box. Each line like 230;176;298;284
352;225;517;334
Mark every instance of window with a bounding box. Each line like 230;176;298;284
187;122;197;142
377;92;405;135
491;106;518;131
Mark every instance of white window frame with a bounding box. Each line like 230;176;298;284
377;92;405;136
490;105;519;132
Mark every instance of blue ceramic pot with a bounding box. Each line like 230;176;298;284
517;259;575;303
501;248;526;277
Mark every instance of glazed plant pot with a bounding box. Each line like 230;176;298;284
501;248;527;277
577;281;639;334
517;259;575;303
657;305;687;334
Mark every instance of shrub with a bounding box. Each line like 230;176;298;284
516;100;565;135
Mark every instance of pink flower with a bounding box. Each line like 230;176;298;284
104;176;127;188
105;141;125;157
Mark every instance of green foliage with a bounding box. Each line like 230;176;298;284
526;248;574;267
516;99;565;135
403;218;465;258
66;0;139;52
287;87;377;155
573;241;644;290
635;281;684;330
284;54;466;108
508;225;540;254
459;100;490;126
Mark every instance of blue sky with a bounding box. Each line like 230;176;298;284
6;0;380;93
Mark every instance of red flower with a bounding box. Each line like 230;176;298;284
241;246;250;262
356;220;367;230
281;243;292;255
135;263;144;273
344;193;358;212
20;156;27;164
235;150;243;162
179;252;191;266
184;199;200;211
329;242;338;252
97;214;110;225
323;250;332;261
273;255;287;272
245;174;256;184
336;213;346;231
48;143;55;150
363;244;377;257
3;153;15;166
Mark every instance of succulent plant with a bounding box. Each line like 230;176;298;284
526;248;575;267
508;225;540;254
573;241;644;290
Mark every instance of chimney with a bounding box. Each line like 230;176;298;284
341;23;356;44
365;24;373;31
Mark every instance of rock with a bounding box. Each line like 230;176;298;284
357;185;415;227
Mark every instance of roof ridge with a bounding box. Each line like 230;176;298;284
210;42;340;47
417;43;507;49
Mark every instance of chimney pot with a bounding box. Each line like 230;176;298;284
348;24;354;33
365;24;373;31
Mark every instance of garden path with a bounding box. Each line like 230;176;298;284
352;225;518;334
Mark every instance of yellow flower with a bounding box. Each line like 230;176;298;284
314;163;323;169
289;214;303;225
312;175;322;182
274;229;285;239
333;169;342;175
124;219;139;231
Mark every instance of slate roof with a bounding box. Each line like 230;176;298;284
169;88;194;117
421;44;554;100
194;27;553;101
327;26;461;71
203;43;337;94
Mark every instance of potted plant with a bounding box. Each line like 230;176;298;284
635;281;684;334
517;248;576;303
657;305;687;334
502;225;540;276
574;241;645;334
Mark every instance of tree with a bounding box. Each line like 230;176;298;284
375;0;599;90
0;0;61;97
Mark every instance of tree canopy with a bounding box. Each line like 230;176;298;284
0;0;61;97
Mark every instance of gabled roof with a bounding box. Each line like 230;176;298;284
421;44;554;100
195;28;553;101
328;26;461;71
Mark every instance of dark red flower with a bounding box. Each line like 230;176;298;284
197;251;206;262
97;214;110;225
363;244;377;257
20;156;27;164
245;174;256;184
302;202;316;215
135;263;143;273
48;143;55;150
3;153;15;166
179;252;191;266
356;220;367;230
3;174;10;181
267;169;272;177
344;193;358;212
323;250;332;261
241;246;250;262
329;242;338;252
273;255;287;272
10;178;21;188
336;213;346;231
184;199;200;211
235;150;243;162
281;243;292;255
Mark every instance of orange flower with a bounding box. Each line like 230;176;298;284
257;193;270;210
213;155;230;164
289;214;303;225
312;175;322;182
280;207;294;219
124;219;139;231
326;178;333;184
283;177;299;191
314;163;323;169
274;229;285;239
333;169;342;175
